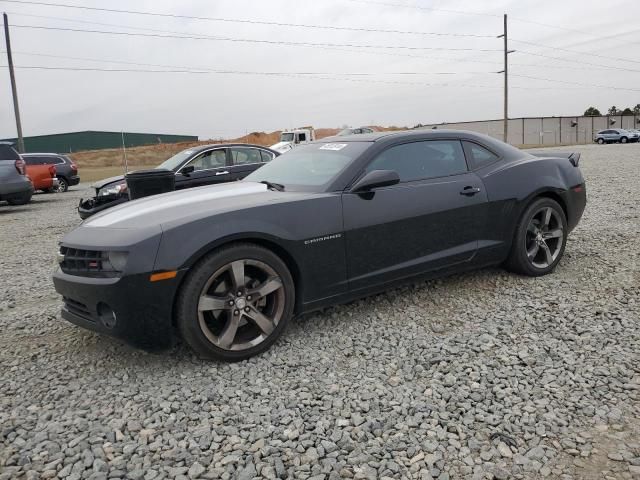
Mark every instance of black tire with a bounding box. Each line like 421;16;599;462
597;138;605;144
505;197;567;277
620;136;628;144
57;177;68;193
176;243;295;361
6;191;32;206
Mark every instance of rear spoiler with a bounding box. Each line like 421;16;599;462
530;151;581;167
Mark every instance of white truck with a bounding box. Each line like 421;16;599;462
270;128;316;154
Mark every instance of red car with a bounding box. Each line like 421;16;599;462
24;157;59;192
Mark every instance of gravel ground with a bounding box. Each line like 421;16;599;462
1;144;639;480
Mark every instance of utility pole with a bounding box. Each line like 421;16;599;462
497;14;514;144
121;131;128;174
3;13;25;153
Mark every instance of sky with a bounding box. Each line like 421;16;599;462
1;0;639;139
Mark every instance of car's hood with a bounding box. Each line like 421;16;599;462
83;181;312;229
270;142;293;153
91;174;126;189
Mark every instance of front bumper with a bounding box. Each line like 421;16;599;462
53;269;185;351
78;195;129;220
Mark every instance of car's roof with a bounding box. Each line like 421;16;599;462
319;129;501;143
22;152;65;156
185;143;278;153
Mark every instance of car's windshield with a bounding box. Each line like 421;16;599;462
244;142;370;191
338;129;354;136
280;133;295;142
156;148;199;171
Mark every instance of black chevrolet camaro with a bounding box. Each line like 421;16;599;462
53;130;586;361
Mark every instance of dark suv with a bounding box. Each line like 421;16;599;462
21;153;80;192
0;142;33;205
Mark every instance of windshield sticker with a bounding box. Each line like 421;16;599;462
319;143;348;151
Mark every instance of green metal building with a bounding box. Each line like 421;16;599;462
0;130;199;153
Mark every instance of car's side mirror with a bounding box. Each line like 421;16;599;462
350;170;400;193
181;165;195;176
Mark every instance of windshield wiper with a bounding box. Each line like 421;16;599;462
260;180;285;192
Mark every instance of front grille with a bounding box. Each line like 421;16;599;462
63;297;95;322
59;246;121;278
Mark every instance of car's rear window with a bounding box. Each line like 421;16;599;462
0;144;20;161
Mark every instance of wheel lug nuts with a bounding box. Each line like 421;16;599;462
245;307;250;312
234;310;239;315
228;300;234;306
237;291;242;296
246;295;252;300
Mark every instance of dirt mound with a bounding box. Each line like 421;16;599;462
70;126;407;168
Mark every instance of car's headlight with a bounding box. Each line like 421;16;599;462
107;251;128;271
98;182;127;197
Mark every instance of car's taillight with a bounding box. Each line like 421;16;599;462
49;165;57;176
14;158;26;175
70;162;77;172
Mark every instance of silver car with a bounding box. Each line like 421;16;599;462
594;128;639;144
0;142;33;205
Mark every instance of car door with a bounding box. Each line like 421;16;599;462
175;148;230;189
342;139;488;291
228;146;265;181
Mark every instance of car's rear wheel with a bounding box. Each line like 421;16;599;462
597;138;605;144
620;136;628;144
176;244;295;361
505;198;567;276
6;191;32;205
56;177;68;193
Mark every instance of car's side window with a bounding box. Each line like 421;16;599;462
23;156;38;165
260;150;275;163
366;140;468;182
230;147;262;165
185;149;226;171
463;141;500;169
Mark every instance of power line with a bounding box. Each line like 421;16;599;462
0;64;510;88
2;50;494;75
511;62;640;72
1;13;506;66
0;0;496;37
511;38;640;65
346;0;618;39
1;63;631;92
516;50;640;73
9;24;504;52
345;0;500;18
510;73;640;92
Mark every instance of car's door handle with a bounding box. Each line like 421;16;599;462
460;186;481;196
215;171;230;176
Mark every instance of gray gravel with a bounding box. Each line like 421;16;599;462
1;143;639;480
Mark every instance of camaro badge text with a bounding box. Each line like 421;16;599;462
304;233;343;245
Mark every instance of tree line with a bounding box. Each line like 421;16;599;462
584;105;640;116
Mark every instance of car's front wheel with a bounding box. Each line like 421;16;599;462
506;198;567;276
176;243;295;361
597;138;605;144
620;136;628;144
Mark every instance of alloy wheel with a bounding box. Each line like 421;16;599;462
56;178;68;193
525;206;564;269
197;259;285;351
